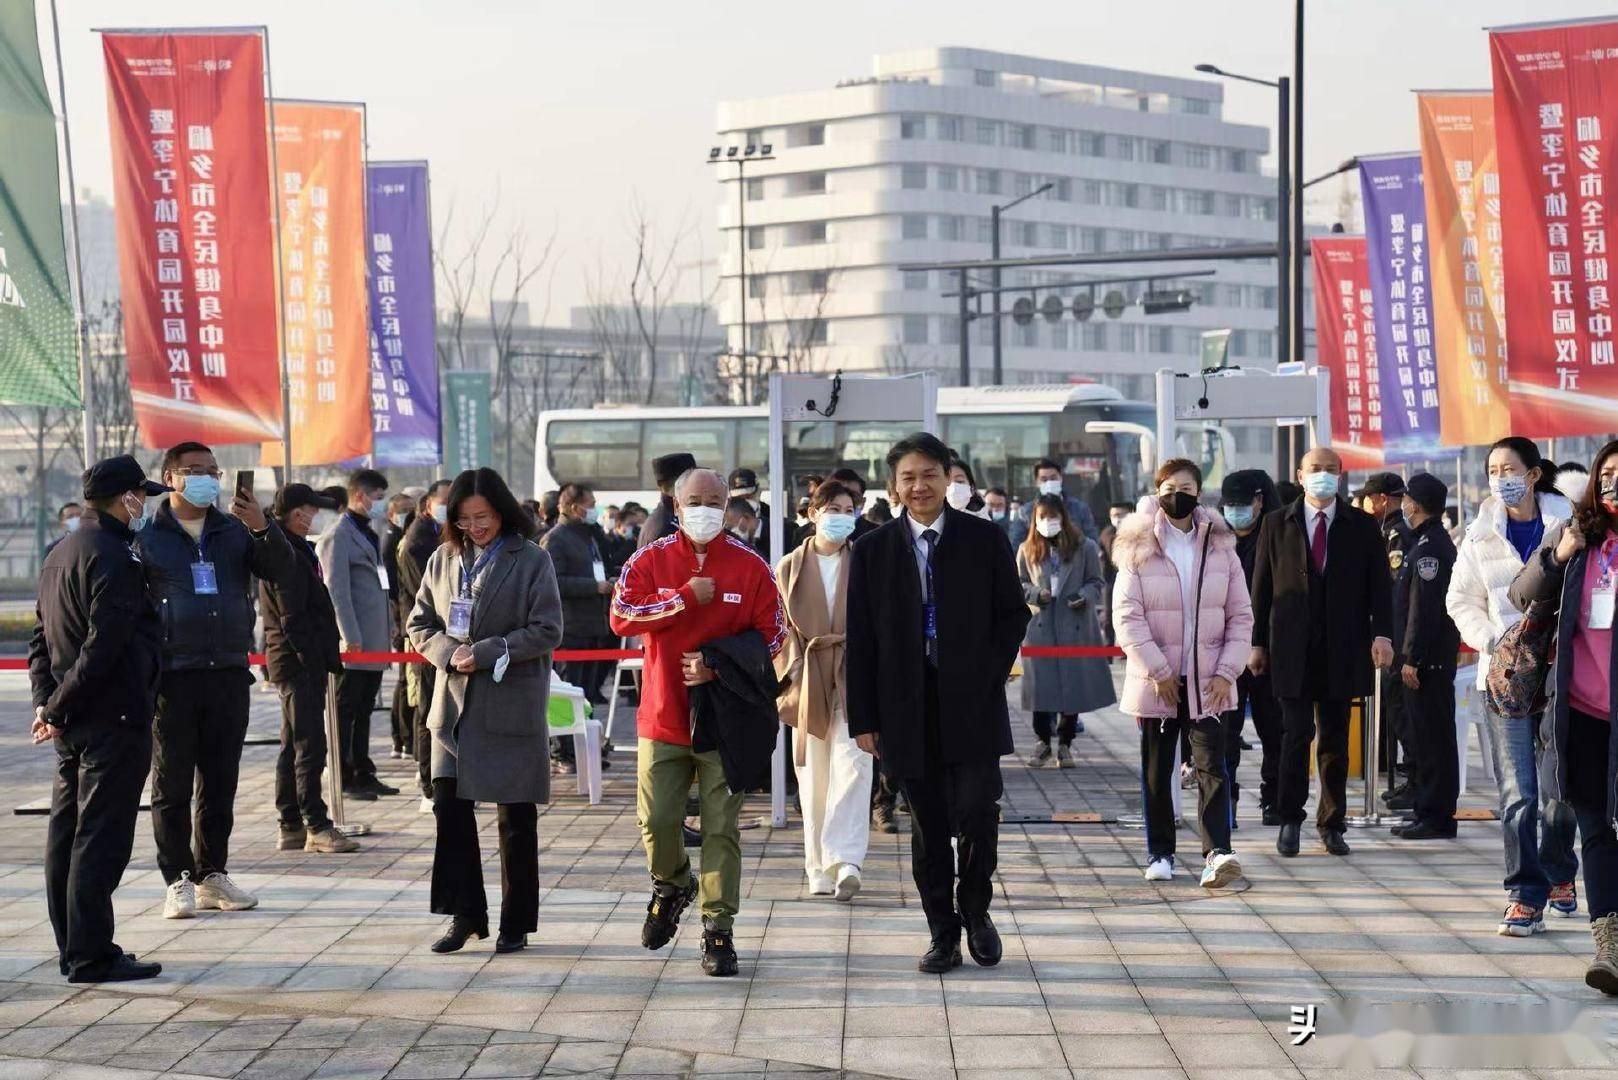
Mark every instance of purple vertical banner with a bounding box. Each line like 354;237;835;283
1359;153;1452;463
364;161;441;466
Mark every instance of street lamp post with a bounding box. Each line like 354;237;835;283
989;181;1053;385
1194;64;1289;374
707;143;775;400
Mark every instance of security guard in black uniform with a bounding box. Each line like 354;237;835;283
1358;472;1415;803
1390;473;1461;841
29;456;168;982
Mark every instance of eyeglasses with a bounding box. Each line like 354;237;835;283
173;467;222;478
455;513;500;531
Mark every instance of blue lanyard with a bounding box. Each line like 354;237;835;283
460;543;502;599
907;516;937;604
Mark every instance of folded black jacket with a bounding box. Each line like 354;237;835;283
692;629;782;794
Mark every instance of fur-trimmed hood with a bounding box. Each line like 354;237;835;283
1112;504;1236;572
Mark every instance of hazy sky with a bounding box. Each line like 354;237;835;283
48;0;1617;315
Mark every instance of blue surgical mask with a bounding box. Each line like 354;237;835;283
1302;471;1340;500
180;474;219;509
1222;505;1255;530
584;506;600;525
124;493;154;532
1490;475;1529;508
368;494;388;520
431;504;448;525
819;513;857;542
1402;510;1418;532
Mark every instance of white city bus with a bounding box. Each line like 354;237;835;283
533;383;1207;523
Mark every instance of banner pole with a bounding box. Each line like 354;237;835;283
49;0;96;466
262;26;294;479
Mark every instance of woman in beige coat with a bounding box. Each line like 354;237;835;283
775;480;873;900
408;468;562;956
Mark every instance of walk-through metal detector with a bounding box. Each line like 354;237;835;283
1154;364;1330;468
766;371;939;828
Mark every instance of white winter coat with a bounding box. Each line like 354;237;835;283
1446;491;1571;689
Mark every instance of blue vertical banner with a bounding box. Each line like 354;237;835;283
1359;153;1451;462
365;161;440;466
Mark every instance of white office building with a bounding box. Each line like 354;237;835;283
715;47;1290;463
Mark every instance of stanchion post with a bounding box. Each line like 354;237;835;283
326;669;371;837
1348;667;1385;827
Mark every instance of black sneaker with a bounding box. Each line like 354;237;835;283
641;878;697;950
700;926;738;977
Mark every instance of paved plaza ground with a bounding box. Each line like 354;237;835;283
0;672;1611;1078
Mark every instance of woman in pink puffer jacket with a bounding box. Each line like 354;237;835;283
1112;458;1253;888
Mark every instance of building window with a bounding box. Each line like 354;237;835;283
1251;197;1276;221
1077;131;1106;156
1150;186;1169;211
1050;177;1071;202
974;69;997;87
1013;173;1032;197
1050;323;1069;349
1047;224;1069;248
1081;180;1102;205
1115;324;1137;352
789;270;830;294
747;226;766;250
745;177;764;202
937;215;961;241
901;214;928;240
1083;323;1108;350
1115;183;1140;208
976;217;994;243
903;314;929;344
975;120;999;145
792;319;828;346
748;276;766;299
903;270;929;291
1185;97;1212;115
1150;326;1176;353
1225;194;1244;217
900;114;926;139
744;128;764;146
939;318;961;345
1114;136;1137;161
1016;221;1038;246
1045;128;1069;153
1078;227;1104;252
1148;140;1171;165
1017;321;1038;347
937;167;959;191
1009;124;1034;149
790;221;826;245
1227;148;1252;172
975;169;1001;195
901;164;927;190
976;320;994;346
789;123;825;147
936;115;962;141
1186;144;1212;168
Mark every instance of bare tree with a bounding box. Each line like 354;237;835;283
62;299;139;467
434;193;499;373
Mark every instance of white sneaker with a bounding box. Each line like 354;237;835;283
1200;851;1242;889
164;871;196;919
1144;856;1174;882
834;865;862;902
807;871;834;896
419;796;435;814
196;872;258;911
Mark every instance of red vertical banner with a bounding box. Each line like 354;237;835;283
261;101;373;466
102;32;283;448
1311;237;1384;471
1492;18;1618;435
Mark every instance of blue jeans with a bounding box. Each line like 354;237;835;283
1487;706;1578;908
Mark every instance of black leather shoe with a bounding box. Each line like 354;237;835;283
1276;823;1300;857
1320;829;1351;856
700;927;738;977
642;878;697;950
1383;787;1415;812
494;932;527;953
1389;816;1419;836
964;913;1002;967
341;786;378;801
431;916;488;953
1261;806;1281;827
362;778;400;796
918;938;962;974
1396;820;1457;840
682;823;702;848
69;954;161;983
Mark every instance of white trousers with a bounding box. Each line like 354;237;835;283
794;707;873;879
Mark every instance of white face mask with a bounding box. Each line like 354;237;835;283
679;505;725;544
945;481;973;510
1038;478;1063;497
1036;517;1063;539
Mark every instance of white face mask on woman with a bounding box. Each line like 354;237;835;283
1036;517;1063;539
945;481;973;510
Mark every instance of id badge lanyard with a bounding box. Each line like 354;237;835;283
191;532;218;595
908;519;938;662
448;544;500;639
1592;541;1618;630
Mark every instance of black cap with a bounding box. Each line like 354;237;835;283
273;483;342;517
653;452;697;486
1220;469;1268;506
1406;472;1447;513
83;454;170;500
1355;472;1406;498
728;467;759;493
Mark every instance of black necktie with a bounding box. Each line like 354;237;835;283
921;528;938;665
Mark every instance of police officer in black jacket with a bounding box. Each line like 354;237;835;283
261;484;360;855
29;456;168;983
135;441;295;918
1391;473;1462;841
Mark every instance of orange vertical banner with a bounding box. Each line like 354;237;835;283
262;100;372;466
1418;91;1509;446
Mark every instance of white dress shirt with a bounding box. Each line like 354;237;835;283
1161;521;1198;677
1303;499;1336;570
907;509;944;602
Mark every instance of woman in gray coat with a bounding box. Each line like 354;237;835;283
408;468;562;956
1017;494;1115;766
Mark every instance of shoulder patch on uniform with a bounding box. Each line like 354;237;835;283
1416;556;1439;581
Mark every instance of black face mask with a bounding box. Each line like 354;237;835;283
1158;491;1198;520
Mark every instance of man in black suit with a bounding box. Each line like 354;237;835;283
1250;447;1394;858
847;433;1030;974
640;453;696;551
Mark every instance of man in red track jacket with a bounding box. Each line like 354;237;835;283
610;467;784;977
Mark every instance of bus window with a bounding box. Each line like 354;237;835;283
943;414;1052;495
737;420;770;490
839;422;914;494
547;419;641;491
642;420;736;487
